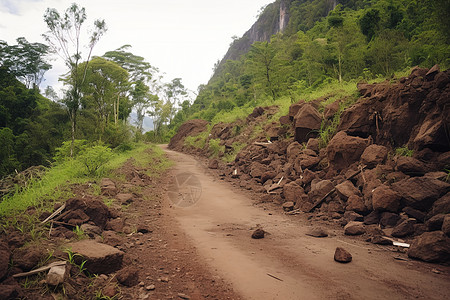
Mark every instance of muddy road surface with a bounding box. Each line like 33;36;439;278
161;145;450;300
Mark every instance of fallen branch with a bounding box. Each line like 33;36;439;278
254;141;272;147
50;220;76;227
286;209;301;215
345;165;367;181
277;176;284;185
41;204;66;224
267;273;283;281
13;261;66;278
308;188;336;213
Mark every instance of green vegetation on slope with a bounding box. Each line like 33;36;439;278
169;0;449;133
0;143;171;222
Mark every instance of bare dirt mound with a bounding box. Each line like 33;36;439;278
168;119;208;151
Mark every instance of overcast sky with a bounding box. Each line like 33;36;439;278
0;0;275;95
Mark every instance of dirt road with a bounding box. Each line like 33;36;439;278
162;145;450;300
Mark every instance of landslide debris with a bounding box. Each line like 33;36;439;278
170;66;450;264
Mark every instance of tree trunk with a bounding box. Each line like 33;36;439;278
115;94;120;125
70;110;76;158
338;52;342;83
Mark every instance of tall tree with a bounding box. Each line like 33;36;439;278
43;3;106;156
103;45;161;135
78;57;129;138
0;38;51;88
103;45;155;82
131;79;159;135
247;41;278;100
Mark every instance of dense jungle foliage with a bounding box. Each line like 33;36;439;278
0;4;187;178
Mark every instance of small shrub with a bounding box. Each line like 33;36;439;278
184;131;209;149
395;145;414;157
114;142;134;153
208;139;224;157
103;123;133;148
78;145;113;177
73;225;87;240
53;140;88;163
224;142;247;163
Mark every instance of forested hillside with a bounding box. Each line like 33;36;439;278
170;0;449;130
0;4;188;178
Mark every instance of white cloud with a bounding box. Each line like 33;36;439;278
0;0;275;94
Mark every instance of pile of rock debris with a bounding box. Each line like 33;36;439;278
170;66;450;264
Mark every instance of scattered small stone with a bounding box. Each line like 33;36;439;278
139;293;149;299
102;284;118;298
282;201;295;212
344;221;366;236
146;284;155;291
139;281;145;286
431;268;441;274
117;266;139;287
46;264;67;286
251;228;265;239
371;236;393;245
178;293;191;299
334;247;352;263
160;277;169;283
137;224;151;234
305;227;328;238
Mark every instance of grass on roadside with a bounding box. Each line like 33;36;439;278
0;143;171;232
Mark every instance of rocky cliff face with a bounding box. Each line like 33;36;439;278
219;0;290;64
215;0;338;76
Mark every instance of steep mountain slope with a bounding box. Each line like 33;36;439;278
217;0;338;70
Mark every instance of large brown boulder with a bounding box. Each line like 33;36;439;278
346;195;367;214
68;240;124;274
360;144;388;168
283;182;306;203
428;192;450;218
286;142;303;162
294;104;321;143
396;156;430;176
391;218;416;237
392;177;450;211
408;231;450;263
442;215;450;236
371;185;401;212
309;180;334;203
168;119;208;150
327;131;368;172
344;221;366;236
250;162;268;178
289;101;306;120
335;180;360;201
